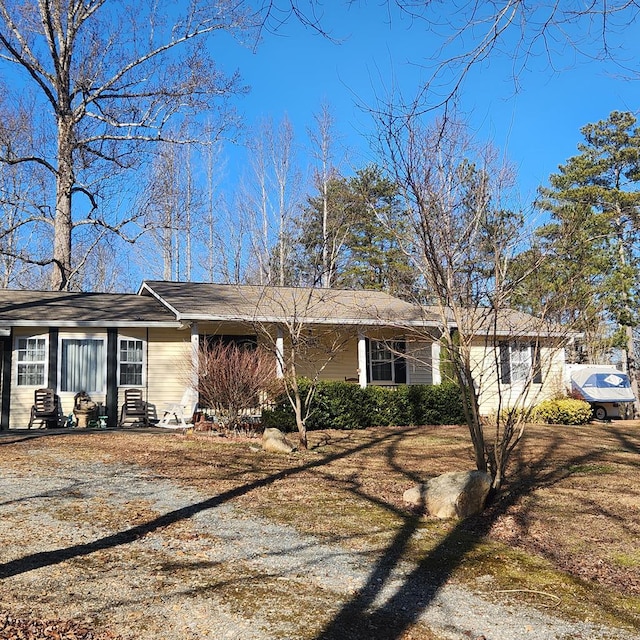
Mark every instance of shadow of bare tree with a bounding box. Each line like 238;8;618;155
0;428;418;581
0;424;638;639
315;427;640;639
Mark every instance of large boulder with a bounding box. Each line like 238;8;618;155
262;427;296;454
403;470;492;519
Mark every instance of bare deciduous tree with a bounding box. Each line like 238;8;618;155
378;113;571;490
140;141;204;282
251;286;349;449
239;115;302;286
307;103;344;288
390;1;640;110
0;0;255;290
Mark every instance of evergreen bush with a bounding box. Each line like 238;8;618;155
261;380;465;430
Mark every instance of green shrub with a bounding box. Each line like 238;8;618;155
533;397;593;425
261;380;465;430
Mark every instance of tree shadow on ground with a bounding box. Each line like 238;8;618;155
609;422;640;458
0;425;637;638
0;428;420;580
314;427;639;639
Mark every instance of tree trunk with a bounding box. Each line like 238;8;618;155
289;358;308;449
321;175;329;288
51;117;75;291
625;325;640;418
296;412;308;450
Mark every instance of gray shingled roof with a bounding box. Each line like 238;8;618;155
140;281;439;326
0;290;178;327
457;306;569;337
0;282;567;337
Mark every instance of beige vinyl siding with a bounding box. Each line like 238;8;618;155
471;338;567;415
298;335;360;381
274;325;359;381
145;327;193;417
406;341;433;385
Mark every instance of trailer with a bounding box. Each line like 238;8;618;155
566;364;636;420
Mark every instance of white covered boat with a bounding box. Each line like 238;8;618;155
567;365;635;420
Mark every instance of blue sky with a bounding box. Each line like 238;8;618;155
215;2;639;205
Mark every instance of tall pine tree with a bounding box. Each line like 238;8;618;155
534;111;640;406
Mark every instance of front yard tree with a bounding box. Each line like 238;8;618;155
252;287;349;449
535;111;640;412
0;0;252;290
378;114;562;491
389;2;640;111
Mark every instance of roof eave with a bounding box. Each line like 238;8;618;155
4;321;182;328
175;313;439;327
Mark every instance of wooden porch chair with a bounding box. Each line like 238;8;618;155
119;388;149;427
28;388;62;429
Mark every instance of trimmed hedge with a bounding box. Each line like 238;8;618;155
533;397;593;425
261;380;465;431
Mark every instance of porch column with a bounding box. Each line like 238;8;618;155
190;323;199;390
48;328;58;391
276;328;284;378
358;332;367;388
0;331;12;430
106;329;118;427
431;340;441;385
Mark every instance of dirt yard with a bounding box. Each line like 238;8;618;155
0;421;638;639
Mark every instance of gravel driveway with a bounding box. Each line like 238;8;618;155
0;442;634;640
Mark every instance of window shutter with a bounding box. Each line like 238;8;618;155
394;340;407;384
532;342;542;384
48;328;58;390
499;341;511;384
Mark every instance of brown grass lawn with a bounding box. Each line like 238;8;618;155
2;420;639;634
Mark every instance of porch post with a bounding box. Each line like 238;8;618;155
48;328;58;391
276;327;284;378
0;332;12;430
106;329;118;427
431;340;442;385
190;323;199;390
358;332;367;388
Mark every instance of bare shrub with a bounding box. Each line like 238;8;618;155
197;342;281;430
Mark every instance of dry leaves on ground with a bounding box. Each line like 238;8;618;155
0;613;122;640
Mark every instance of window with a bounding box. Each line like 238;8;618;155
60;338;106;393
119;339;144;386
499;342;542;385
510;343;532;382
368;340;406;383
17;337;46;386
